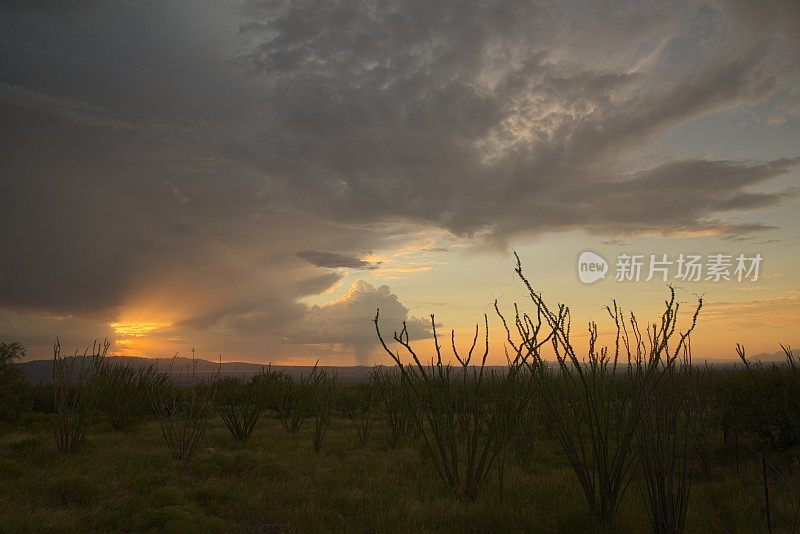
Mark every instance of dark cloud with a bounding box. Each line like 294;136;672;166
295;251;377;270
231;0;798;239
0;0;798;359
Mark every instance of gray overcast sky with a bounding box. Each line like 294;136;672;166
1;0;798;363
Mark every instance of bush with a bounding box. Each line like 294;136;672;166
374;368;420;448
724;345;800;451
53;339;106;453
95;359;166;430
206;374;266;443
273;365;323;434
0;342;27;421
346;377;381;448
150;359;211;462
375;311;534;502
312;372;337;453
498;253;702;529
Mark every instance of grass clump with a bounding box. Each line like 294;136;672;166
53;339;106;453
374;367;420;448
150;358;211;462
273;364;322;434
95;359;165;431
346;377;381;448
311;371;337;453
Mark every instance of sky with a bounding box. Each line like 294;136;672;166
1;0;798;365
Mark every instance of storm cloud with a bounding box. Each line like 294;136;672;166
295;251;378;270
1;0;798;360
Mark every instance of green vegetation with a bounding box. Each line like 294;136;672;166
0;260;798;532
150;360;211;463
0;342;26;421
52;339;106;453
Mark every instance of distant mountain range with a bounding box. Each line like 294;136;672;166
16;349;795;383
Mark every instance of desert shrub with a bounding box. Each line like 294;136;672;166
498;253;701;529
28;382;55;413
637;350;697;534
312;371;337;453
724;345;800;451
206;375;265;443
273;365;323;434
96;359;166;430
375;311;534;502
0;341;27;421
0;342;24;380
346;377;382;448
53;339;106;453
373;367;420;448
511;391;540;469
150;359;211;462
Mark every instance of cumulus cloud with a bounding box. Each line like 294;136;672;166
293;281;429;365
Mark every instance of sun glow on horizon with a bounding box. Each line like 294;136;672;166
110;321;171;337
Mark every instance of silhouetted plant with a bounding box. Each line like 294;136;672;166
637;345;697;534
512;393;539;469
150;358;211;462
206;374;264;443
312;372;337;453
0;341;27;421
53;339;106;453
347;376;382;448
375;311;533;502
498;253;701;530
373;367;420;448
274;364;322;434
0;341;24;379
727;344;800;451
95;359;165;430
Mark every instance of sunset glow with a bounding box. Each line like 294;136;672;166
110;321;172;337
1;0;797;365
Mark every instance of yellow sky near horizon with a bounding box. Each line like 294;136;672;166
96;228;799;366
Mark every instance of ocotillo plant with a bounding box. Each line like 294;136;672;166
207;375;264;443
0;341;26;421
150;357;211;462
347;375;382;448
53;339;107;453
499;252;701;530
95;359;165;430
729;343;800;451
274;363;323;434
312;371;337;453
375;311;534;502
373;367;420;448
637;343;697;534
